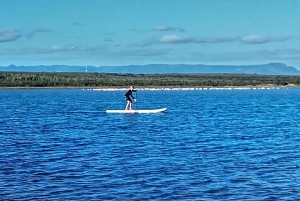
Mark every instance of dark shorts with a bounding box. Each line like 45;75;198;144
124;96;132;103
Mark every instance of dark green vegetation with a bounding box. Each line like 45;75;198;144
1;72;300;87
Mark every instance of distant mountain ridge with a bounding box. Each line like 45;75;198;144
0;63;300;75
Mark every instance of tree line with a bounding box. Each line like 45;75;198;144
0;72;300;87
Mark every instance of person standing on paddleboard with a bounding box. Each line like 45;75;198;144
124;86;137;110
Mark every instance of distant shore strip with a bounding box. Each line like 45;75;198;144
88;87;285;91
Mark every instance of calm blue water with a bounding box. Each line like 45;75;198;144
1;88;300;200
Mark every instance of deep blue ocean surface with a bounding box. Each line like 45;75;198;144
1;88;300;200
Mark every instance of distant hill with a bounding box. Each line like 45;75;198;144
0;63;300;75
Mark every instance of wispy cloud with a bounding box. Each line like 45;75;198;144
0;29;22;42
1;42;299;67
188;49;300;63
0;45;78;55
117;48;170;57
160;35;190;43
272;49;300;59
27;27;53;39
129;37;159;47
160;35;237;44
0;44;171;63
159;34;290;45
153;25;186;32
2;44;300;69
240;35;290;44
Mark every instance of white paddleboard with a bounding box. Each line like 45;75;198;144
106;108;167;114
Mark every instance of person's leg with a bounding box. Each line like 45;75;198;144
125;100;130;110
129;101;132;110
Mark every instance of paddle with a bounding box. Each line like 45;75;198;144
135;90;138;110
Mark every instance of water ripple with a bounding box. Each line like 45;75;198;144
1;89;300;200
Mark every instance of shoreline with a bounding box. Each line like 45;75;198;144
1;84;299;90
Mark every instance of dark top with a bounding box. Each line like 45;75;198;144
124;89;136;100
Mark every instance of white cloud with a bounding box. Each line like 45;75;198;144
160;35;237;44
153;25;186;32
160;35;190;43
193;37;237;44
241;35;290;44
0;29;22;42
159;34;290;45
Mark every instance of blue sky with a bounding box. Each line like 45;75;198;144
1;0;300;68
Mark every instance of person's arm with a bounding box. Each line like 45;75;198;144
130;90;137;100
